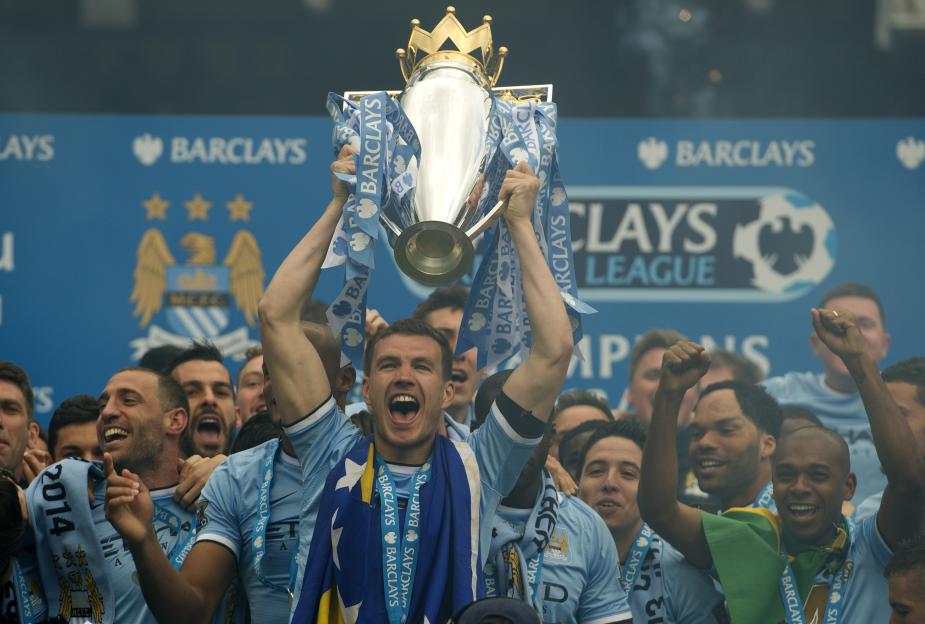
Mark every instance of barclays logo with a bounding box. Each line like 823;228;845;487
637;138;815;169
896;136;925;170
637;138;669;170
132;133;308;166
133;133;164;166
567;186;837;302
0;134;54;162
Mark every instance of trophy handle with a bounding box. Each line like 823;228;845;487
464;199;507;240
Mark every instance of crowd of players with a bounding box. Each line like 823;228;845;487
1;157;923;623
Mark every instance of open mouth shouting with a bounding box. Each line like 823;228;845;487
450;369;468;385
192;414;226;452
388;394;421;428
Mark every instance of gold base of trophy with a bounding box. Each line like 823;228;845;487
394;221;474;286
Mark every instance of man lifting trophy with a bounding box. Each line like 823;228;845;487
322;6;591;370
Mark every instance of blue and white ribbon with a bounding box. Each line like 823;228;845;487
779;523;854;624
376;458;431;624
459;99;594;370
250;439;299;600
322;92;421;369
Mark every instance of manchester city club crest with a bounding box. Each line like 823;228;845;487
129;191;265;360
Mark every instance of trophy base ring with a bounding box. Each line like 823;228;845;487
393;221;474;286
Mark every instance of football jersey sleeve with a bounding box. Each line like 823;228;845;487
194;461;243;559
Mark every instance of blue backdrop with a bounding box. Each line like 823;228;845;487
1;113;923;424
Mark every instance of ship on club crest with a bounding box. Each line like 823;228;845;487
129;228;265;360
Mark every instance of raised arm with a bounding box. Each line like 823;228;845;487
638;341;714;568
103;453;235;624
812;308;925;546
258;147;354;425
499;162;575;421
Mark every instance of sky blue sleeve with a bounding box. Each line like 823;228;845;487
579;509;633;624
284;396;362;615
194;461;242;559
662;544;726;624
468;400;542;560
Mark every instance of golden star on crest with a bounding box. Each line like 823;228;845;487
185;193;212;221
226;193;254;222
143;192;169;221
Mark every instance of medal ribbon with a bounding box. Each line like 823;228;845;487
620;523;655;599
754;481;775;510
778;524;854;624
250;438;299;600
376;458;432;624
12;558;36;624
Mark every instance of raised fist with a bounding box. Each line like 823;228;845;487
659;341;710;394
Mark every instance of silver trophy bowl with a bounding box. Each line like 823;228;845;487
393;57;493;285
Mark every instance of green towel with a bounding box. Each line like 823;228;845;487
701;508;850;624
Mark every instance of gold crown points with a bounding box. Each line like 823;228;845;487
396;6;508;86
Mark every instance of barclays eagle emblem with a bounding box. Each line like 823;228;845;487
733;192;836;295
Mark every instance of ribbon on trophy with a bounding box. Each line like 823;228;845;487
322;91;421;368
458;99;595;371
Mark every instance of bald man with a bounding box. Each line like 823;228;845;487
638;308;925;623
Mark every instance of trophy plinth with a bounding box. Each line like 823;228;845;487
393;221;475;286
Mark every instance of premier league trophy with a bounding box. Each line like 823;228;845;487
324;6;588;371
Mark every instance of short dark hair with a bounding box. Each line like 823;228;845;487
882;357;925;408
167;341;225;375
885;535;925;587
629;329;686;381
559;419;610;478
707;350;764;385
0;361;34;419
301;298;329;323
699;380;782;438
473;369;514;430
230;411;281;454
819;282;885;324
577;419;648;477
363;318;453;381
553;388;613;424
412;285;469;322
138;345;185;374
48;395;99;457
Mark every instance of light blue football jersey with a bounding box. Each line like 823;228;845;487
764;371;886;503
853;489;882;522
285;394;542;612
196;439;302;623
627;533;726;624
0;537;48;623
92;480;232;624
487;495;632;624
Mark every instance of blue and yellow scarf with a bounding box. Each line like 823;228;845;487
292;435;482;623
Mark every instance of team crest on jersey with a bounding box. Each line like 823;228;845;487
544;528;570;562
196;500;210;530
129;191;265;360
53;545;105;622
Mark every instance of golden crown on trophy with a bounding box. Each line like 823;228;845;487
396;6;508;86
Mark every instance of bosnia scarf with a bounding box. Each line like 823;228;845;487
292;434;482;623
701;508;852;624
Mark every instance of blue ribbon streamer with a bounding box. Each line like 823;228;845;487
376;457;432;624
